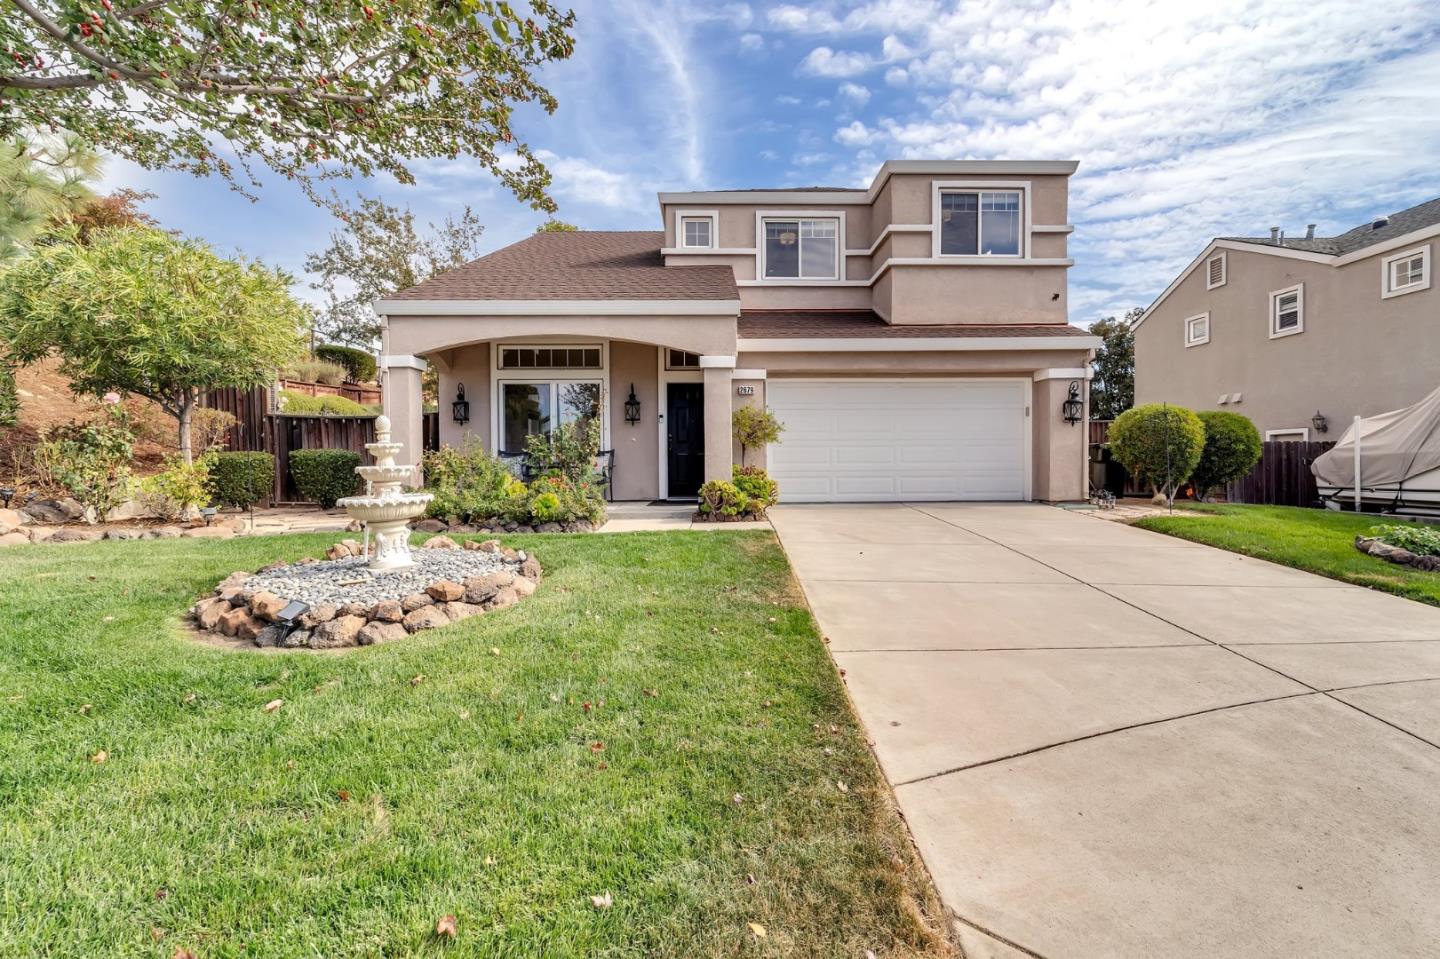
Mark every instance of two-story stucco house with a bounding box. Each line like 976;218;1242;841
376;160;1099;502
1134;198;1440;440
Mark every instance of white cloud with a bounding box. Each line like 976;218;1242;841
774;94;802;105
838;81;871;105
798;46;874;78
834;120;879;147
759;149;779;161
884;66;908;86
533;151;648;209
739;32;766;52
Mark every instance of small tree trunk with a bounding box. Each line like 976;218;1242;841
177;390;196;465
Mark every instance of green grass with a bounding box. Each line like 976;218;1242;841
0;532;951;958
1135;503;1440;606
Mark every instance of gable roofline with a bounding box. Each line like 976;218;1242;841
1133;220;1440;330
658;159;1080;208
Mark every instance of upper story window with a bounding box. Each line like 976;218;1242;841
762;217;839;279
1269;284;1304;338
499;345;602;369
681;216;713;249
1185;313;1210;347
1206;252;1227;289
1381;245;1430;298
938;189;1022;256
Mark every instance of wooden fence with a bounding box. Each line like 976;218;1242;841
279;378;382;406
1226;441;1335;508
204;386;376;504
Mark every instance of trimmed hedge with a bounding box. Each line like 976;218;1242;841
1191;410;1262;501
278;389;372;416
207;451;275;509
315;344;377;383
289;448;360;508
1108;403;1205;500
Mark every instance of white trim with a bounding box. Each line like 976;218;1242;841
732;368;767;380
733;255;1073;289
673;208;719;250
377;298;741;316
845;223;933;257
755;210;847;282
1184;312;1211;347
1268;284;1305;339
488;341;610;455
662;247;757;256
738;335;1101;352
931;181;1030;259
657;351;704;500
1205;251;1227;290
495;342;604;371
1380;244;1431;299
380;353;426;371
1033;367;1091;381
1265;428;1310;442
1031;224;1075;234
698;354;736;368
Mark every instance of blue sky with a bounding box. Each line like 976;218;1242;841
102;0;1440;327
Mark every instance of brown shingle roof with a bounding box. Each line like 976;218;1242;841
390;231;738;301
738;310;1094;338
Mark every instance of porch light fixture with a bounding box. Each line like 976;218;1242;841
624;384;641;425
1311;410;1328;434
0;486;13;509
452;384;470;425
1061;381;1084;426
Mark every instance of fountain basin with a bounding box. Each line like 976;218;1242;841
337;494;434;526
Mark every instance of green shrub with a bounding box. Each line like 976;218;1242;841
278;389;372;416
422;442;528;523
697;480;750;518
732;405;784;467
526;474;605;525
207;451;275;509
283;359;347;386
314;344;377;383
1372;524;1440;557
732;465;779;515
37;402;134;522
524;417;602;485
1191;411;1262;501
0;362;17;428
138;455;212;521
289;448;360;508
529;491;563;523
1108;403;1205;503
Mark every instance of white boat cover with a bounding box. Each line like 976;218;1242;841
1312;383;1440;488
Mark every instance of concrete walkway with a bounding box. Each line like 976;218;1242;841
770;502;1440;959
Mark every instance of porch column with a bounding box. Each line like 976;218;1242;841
701;356;734;483
381;354;426;486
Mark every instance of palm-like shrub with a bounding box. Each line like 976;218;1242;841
1107;403;1205;504
1191;411;1262;501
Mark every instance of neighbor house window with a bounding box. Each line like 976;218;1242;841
1381;245;1430;298
1185;313;1210;347
938;189;1022;256
762;217;838;279
499;346;601;369
666;349;701;370
1265;428;1309;443
681;216;713;249
1269;284;1304;338
1206;252;1227;289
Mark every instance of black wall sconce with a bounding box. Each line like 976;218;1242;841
624;384;641;425
1311;410;1328;434
1061;380;1084;426
452;384;470;425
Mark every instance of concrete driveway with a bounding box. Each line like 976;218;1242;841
771;502;1440;959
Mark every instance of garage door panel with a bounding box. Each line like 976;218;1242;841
766;379;1028;502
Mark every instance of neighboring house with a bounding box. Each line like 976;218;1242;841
1134;198;1440;441
376;160;1098;502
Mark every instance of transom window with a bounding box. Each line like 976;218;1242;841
499;346;601;370
1382;246;1430;298
681;216;713;249
666;349;701;370
1185;313;1210;347
1269;285;1304;338
762;217;838;279
938;190;1022;256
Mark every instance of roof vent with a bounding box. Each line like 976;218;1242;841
1372;216;1389;230
1305;224;1316;239
1269;226;1280;242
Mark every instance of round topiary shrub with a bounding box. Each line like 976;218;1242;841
289;448;361;508
314;344;377;383
1191;411;1262;501
697;480;751;519
208;451;276;509
1107;403;1205;503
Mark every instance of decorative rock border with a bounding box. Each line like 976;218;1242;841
1355;535;1440;572
189;537;542;649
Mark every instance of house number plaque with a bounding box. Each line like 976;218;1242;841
735;385;755;396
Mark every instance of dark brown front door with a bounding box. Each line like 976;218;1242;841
666;383;704;498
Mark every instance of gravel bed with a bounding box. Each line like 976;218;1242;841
240;550;525;608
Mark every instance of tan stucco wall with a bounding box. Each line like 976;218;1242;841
1135;243;1440;435
436;343;491;450
887;265;1069;325
609;342;659;500
387;313;737;359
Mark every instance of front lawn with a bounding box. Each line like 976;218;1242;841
0;532;950;958
1135;504;1440;606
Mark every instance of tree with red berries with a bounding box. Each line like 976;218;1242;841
0;1;576;209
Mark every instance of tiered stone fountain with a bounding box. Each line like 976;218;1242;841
337;415;433;571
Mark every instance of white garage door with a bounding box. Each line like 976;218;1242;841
764;379;1029;502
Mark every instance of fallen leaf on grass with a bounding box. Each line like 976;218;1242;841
435;914;458;938
823;747;833;756
732;793;744;806
150;926;165;942
170;948;197;959
337;790;350;802
590;892;612;909
744;873;756;885
409;674;426;687
747;922;767;938
642;688;658;698
79;703;93;714
597;761;608;770
182;693;196;704
458;709;471;720
589;741;604;753
262;699;283;713
489;647;501;656
582;701;593;713
483;855;496;867
836;781;849;793
90;750;108;764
